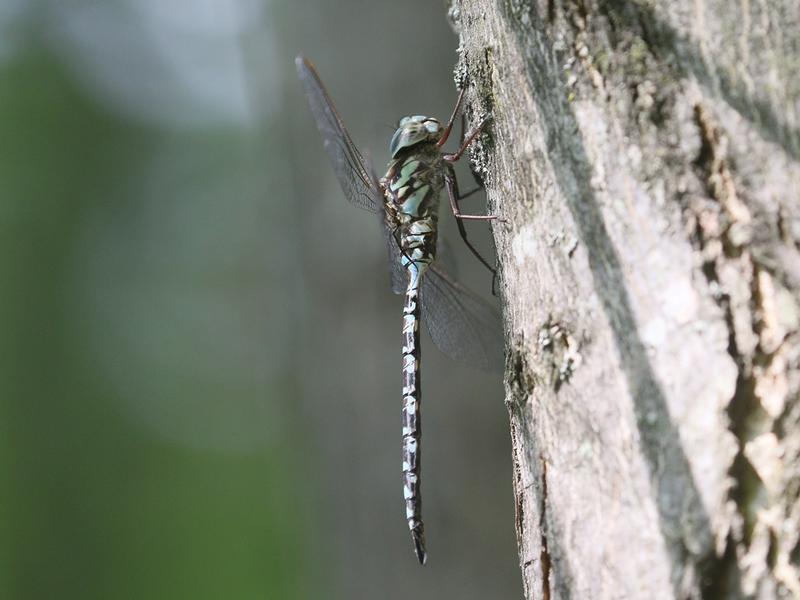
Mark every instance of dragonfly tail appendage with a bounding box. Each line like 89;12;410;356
411;525;427;565
402;270;427;565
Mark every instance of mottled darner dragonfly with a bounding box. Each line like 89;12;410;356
296;56;503;565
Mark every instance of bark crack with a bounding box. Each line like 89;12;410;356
691;102;800;596
539;455;552;600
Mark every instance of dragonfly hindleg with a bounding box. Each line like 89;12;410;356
444;171;498;290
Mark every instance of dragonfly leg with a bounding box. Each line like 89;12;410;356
442;115;492;162
453;112;493;201
444;117;507;224
445;169;500;222
445;172;499;294
436;88;465;148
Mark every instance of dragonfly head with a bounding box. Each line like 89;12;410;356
389;115;443;158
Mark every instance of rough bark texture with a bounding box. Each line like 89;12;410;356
447;0;800;598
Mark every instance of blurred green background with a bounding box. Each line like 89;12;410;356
0;1;516;598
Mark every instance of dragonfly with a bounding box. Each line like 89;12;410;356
296;56;503;565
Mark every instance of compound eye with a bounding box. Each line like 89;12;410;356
424;121;440;134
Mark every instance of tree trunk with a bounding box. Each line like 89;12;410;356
447;0;800;597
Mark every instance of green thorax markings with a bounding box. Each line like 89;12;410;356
383;143;449;271
384;144;446;222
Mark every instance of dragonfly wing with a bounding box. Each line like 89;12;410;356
380;213;407;295
433;237;460;281
376;196;459;296
296;56;379;213
421;264;504;373
383;231;460;296
361;155;406;296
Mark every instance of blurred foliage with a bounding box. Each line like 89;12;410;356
0;31;313;600
0;2;517;599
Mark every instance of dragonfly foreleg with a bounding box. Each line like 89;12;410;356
436;88;465;149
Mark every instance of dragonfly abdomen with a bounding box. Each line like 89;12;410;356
401;279;426;564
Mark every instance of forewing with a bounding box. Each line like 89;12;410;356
421;264;504;372
361;153;406;295
381;215;407;295
296;56;378;213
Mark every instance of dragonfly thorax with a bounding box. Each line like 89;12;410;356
389;115;443;158
382;144;446;286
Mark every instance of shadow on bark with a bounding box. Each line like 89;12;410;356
602;0;800;162
499;2;745;595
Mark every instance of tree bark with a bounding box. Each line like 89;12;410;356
447;0;800;598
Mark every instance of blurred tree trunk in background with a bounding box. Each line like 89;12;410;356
448;0;800;597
